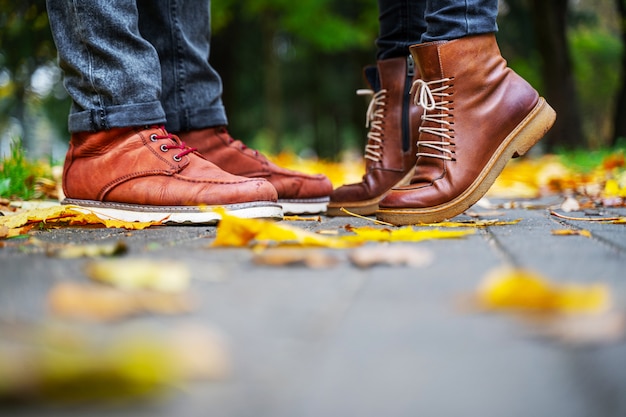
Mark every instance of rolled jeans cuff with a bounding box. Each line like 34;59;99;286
68;101;167;133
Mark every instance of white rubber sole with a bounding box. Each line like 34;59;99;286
279;197;330;215
62;199;283;224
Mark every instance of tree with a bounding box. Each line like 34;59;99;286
613;0;626;144
0;1;61;152
528;0;585;151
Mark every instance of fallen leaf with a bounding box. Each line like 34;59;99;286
476;266;611;314
550;210;626;223
85;259;191;292
551;229;592;238
0;321;229;403
421;219;521;227
343;225;475;243
252;248;340;268
49;282;193;321
46;240;128;258
524;311;626;346
212;209;357;249
0;204;163;232
282;215;322;222
348;245;434;268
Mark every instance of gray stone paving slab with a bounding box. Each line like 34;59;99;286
1;201;625;417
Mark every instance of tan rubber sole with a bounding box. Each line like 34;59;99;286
376;98;556;225
326;168;415;216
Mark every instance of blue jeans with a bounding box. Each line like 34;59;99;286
376;0;499;60
46;0;227;133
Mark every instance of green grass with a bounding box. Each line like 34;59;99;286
557;138;626;173
0;138;52;200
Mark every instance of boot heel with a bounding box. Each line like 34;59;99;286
513;98;557;157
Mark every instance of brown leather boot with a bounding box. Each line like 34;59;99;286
178;127;333;215
62;126;281;223
377;34;556;225
327;56;421;216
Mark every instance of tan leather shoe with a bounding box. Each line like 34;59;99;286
327;56;421;216
377;34;556;225
178;127;333;215
62;126;281;223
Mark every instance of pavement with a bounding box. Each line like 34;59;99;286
1;197;626;417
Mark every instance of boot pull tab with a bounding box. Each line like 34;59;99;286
406;55;415;78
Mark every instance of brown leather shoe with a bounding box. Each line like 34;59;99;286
178;127;333;215
62;126;281;223
377;34;556;225
327;56;421;216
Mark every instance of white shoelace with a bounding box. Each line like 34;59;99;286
411;78;455;161
357;88;388;162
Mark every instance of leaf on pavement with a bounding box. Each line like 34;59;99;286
551;229;592;238
421;219;521;227
252;248;340;268
48;282;193;321
0;204;163;233
343;225;475;243
46;240;129;258
85;259;191;292
0;321;229;403
212;209;357;249
550;210;626;223
524;311;626;346
476;266;611;314
348;245;434;268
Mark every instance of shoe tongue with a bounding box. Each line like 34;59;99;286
363;66;381;92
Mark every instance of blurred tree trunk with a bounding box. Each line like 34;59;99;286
261;12;283;153
613;0;626;144
529;0;585;150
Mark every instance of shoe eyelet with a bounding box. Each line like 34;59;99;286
173;155;182;162
160;144;169;152
150;134;158;142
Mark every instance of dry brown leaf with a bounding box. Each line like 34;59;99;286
282;215;322;222
48;282;193;321
550;210;626;223
349;245;434;268
252;248;340;268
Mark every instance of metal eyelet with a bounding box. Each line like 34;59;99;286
160;144;169;152
173;155;182;162
150;134;158;142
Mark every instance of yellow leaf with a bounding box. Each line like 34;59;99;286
551;229;591;238
85;259;191;292
0;204;162;232
342;225;475;243
424;219;521;227
477;267;611;314
212;209;356;248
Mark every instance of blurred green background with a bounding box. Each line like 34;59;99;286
1;0;625;162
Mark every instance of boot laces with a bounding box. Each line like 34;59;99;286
410;78;455;161
149;125;197;162
358;88;388;162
